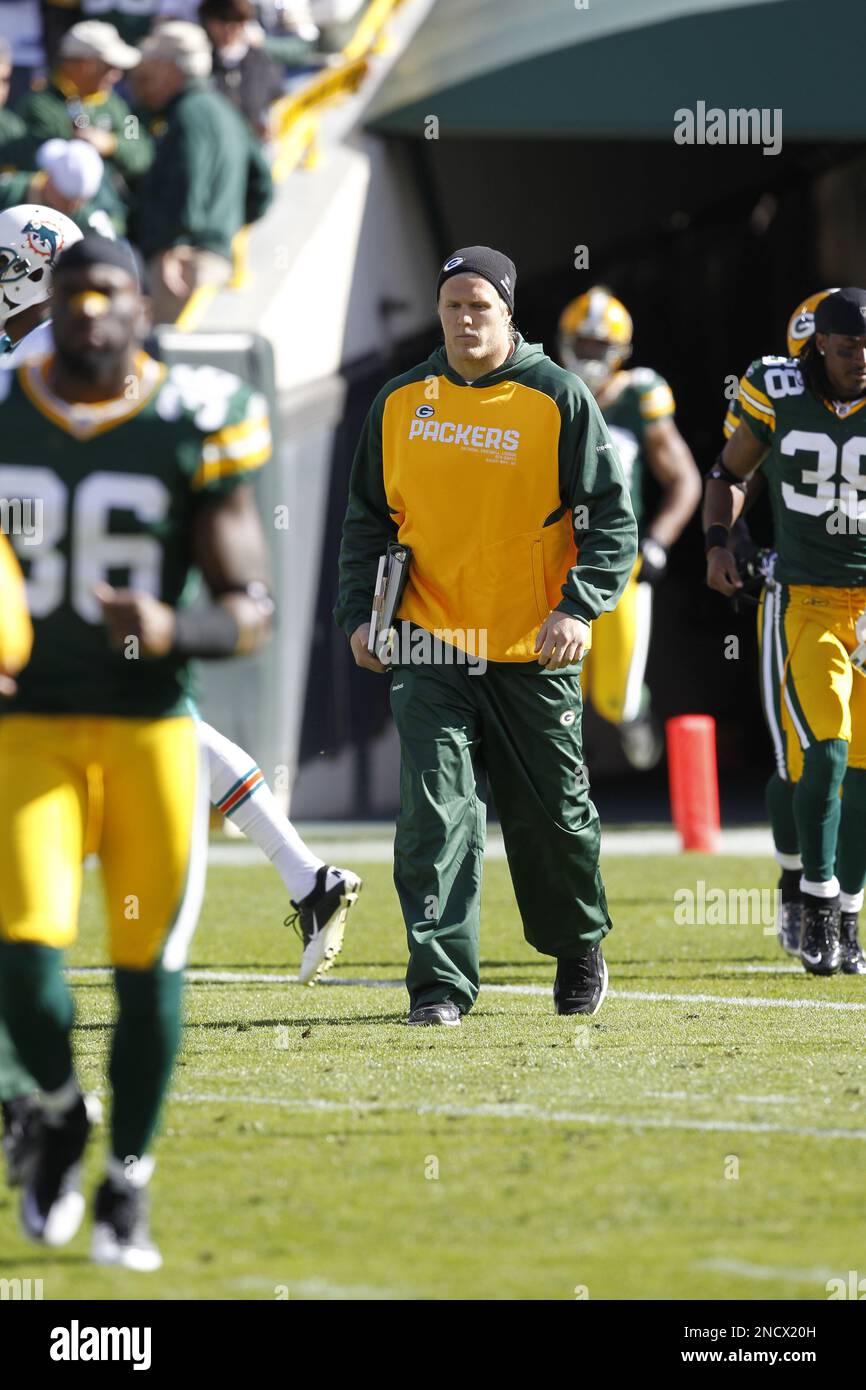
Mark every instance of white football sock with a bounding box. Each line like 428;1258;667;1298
199;721;323;901
800;875;840;899
840;890;864;914
106;1153;155;1191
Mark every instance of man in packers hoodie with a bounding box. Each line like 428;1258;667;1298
335;246;638;1025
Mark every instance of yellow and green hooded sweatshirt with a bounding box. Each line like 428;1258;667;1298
335;335;638;663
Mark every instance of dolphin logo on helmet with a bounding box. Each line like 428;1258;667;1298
0;204;82;328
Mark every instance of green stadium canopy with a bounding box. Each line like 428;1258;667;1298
367;0;865;140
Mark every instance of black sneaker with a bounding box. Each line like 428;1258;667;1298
799;897;842;976
776;902;802;957
776;869;802;956
285;865;362;985
21;1093;90;1246
91;1178;162;1272
554;944;609;1016
840;912;866;975
406;1001;461;1027
1;1095;43;1188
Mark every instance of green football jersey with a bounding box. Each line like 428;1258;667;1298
0;353;271;717
739;356;866;586
722;356;763;440
599;367;675;530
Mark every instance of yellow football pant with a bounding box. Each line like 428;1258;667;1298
776;584;866;780
581;567;652;725
0;533;33;675
0;714;208;969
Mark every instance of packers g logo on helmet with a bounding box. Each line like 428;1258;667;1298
786;288;839;358
558;286;633;392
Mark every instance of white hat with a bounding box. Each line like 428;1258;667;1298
60;20;142;70
37;139;105;202
138;21;213;78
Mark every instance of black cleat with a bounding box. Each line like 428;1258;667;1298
91;1178;162;1271
554;944;609;1016
21;1093;90;1246
406;1001;461;1027
840;912;866;975
799;897;842;976
1;1095;44;1188
776;868;802;956
285;865;362;985
776;901;802;957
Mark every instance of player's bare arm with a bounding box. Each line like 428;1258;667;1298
703;423;768;595
643;417;702;548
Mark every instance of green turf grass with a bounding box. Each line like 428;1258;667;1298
2;853;865;1300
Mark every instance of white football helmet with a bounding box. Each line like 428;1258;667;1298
0;205;82;329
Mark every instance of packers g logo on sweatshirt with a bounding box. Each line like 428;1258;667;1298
408;414;521;456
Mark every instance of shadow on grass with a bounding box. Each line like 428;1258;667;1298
184;1014;407;1030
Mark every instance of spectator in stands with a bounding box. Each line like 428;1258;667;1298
199;0;285;140
0;135;116;239
78;1;160;45
0;39;29;149
2;1;46;106
16;21;154;192
41;1;84;69
131;20;273;322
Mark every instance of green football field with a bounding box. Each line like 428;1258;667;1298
2;845;865;1302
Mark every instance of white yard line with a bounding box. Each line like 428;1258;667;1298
120;824;772;868
231;1274;408;1300
65;967;866;1011
168;1091;866;1142
694;1258;835;1286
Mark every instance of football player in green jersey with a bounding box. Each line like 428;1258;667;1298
705;286;866;976
719;290;845;963
0;234;277;1267
559;287;701;767
0;217;362;1196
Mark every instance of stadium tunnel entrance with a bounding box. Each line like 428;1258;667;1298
292;0;866;820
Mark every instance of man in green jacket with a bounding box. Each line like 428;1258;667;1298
130;20;273;323
336;247;638;1025
16;21;153;188
0;39;28;152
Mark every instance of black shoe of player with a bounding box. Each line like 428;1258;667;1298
285;865;362;985
91;1178;162;1271
840;912;866;975
554;944;609;1016
1;1095;44;1188
21;1093;90;1246
799;897;842;976
776;869;802;957
776;902;802;957
406;1002;461;1027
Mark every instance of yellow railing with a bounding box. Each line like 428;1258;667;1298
176;0;408;329
271;56;369;182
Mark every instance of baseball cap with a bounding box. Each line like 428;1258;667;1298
60;20;142;70
37;139;104;202
814;287;866;337
138;21;213;78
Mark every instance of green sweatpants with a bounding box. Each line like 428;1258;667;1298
389;655;611;1014
0;1017;37;1102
